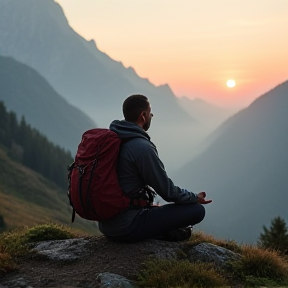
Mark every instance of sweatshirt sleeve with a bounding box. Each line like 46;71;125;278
135;142;198;204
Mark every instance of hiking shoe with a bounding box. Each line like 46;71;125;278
154;226;193;242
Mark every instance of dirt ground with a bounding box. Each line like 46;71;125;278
0;236;176;288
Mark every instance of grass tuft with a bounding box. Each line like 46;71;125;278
0;228;29;257
244;275;281;287
0;223;76;274
0;252;15;274
189;231;242;254
138;259;228;288
23;223;75;242
231;245;288;285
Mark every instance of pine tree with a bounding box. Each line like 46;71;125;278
258;216;288;254
0;214;7;232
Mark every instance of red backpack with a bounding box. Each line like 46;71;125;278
67;128;153;222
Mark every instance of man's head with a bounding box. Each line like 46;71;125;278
123;94;153;131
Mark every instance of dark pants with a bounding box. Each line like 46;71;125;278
108;203;205;242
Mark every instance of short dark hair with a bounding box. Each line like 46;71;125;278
122;94;149;122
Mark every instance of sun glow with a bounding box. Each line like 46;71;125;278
226;79;236;88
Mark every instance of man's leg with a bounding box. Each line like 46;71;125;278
110;203;205;242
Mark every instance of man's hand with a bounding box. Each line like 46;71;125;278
197;191;212;204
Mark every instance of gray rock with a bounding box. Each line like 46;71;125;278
137;239;182;260
0;277;32;288
187;242;241;268
32;237;89;261
96;273;136;288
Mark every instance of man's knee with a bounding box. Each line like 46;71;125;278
196;204;205;223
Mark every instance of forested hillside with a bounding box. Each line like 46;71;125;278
0;56;95;154
0;102;97;234
0;101;72;189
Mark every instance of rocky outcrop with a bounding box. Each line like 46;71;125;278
187;242;241;268
31;238;90;262
0;236;241;288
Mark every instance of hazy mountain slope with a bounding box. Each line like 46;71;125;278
0;0;193;127
177;97;238;132
174;81;288;243
0;56;95;153
0;145;98;235
0;0;201;169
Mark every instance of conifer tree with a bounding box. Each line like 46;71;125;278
258;216;288;254
0;214;7;232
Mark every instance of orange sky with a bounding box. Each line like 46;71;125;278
56;0;288;108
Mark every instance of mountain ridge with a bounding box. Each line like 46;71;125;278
0;55;95;154
174;80;288;243
177;96;238;133
0;0;205;169
0;0;193;127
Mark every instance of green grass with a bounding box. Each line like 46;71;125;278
0;223;77;274
23;223;76;242
138;260;228;288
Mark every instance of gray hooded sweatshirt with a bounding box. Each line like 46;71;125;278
98;120;198;237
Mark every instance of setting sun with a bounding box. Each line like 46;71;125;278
226;79;236;88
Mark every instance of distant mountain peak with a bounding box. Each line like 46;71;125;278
88;39;98;48
156;83;174;96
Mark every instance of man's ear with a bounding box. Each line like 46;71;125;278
141;111;146;122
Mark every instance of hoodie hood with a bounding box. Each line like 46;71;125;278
109;120;150;141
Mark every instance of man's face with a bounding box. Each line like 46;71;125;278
143;103;153;131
